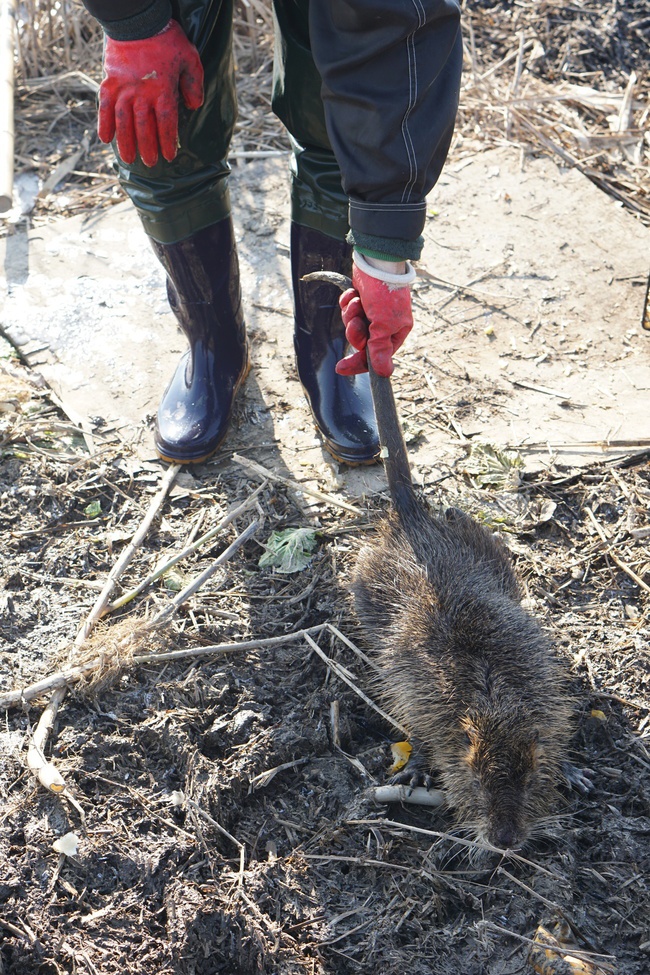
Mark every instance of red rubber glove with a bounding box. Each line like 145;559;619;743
336;256;415;377
98;20;204;168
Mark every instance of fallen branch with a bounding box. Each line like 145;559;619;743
76;463;181;645
106;480;267;613
26;464;181;798
2;622;329;709
148;517;261;628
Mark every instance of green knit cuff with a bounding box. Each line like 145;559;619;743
355;246;403;262
346;230;423;262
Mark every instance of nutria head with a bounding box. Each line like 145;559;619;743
439;707;567;850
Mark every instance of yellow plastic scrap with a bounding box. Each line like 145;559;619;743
388;741;412;774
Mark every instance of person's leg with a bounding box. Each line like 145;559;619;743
113;0;248;463
272;0;379;465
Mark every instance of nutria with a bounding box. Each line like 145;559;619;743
354;502;576;850
302;270;585;850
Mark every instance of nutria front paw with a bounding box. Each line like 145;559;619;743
389;740;437;792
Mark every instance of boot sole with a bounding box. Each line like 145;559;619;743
156;348;252;465
323;441;379;467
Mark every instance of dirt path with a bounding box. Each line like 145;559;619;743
1;146;648;492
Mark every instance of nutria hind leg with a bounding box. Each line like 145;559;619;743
563;762;595;794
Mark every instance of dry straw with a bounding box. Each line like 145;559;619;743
10;2;650;223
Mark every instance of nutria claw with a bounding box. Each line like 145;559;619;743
391;768;439;793
563;763;595;794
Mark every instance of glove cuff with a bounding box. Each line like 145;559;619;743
353;250;416;288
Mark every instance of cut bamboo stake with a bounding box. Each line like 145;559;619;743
373;785;444;808
26;464;180;800
0;0;17;211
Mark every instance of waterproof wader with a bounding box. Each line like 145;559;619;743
108;0;462;463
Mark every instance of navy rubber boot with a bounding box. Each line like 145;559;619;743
150;219;249;463
291;223;379;464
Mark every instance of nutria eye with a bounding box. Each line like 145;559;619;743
463;731;472;747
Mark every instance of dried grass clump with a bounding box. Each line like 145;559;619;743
459;1;649;222
16;0;103;80
63;619;175;697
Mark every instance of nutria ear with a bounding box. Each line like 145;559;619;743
444;507;465;522
461;716;479;745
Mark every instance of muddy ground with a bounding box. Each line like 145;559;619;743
1;356;649;975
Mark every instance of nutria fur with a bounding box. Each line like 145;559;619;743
301;269;574;849
353;502;573;849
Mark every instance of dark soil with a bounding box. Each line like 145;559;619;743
1;359;649;975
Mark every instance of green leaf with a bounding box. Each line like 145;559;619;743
162;569;184;592
258;528;318;574
84;500;102;519
462;443;524;490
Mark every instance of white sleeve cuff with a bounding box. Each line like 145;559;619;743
353;251;416;288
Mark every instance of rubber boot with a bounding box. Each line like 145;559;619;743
150;219;249;463
291;223;379;464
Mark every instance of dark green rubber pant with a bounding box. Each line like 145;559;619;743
115;0;348;244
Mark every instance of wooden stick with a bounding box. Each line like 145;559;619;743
2;516;261;709
26;464;180;799
0;624;330;708
75;463;181;644
106;479;265;613
148;518;260;628
232;453;361;515
0;0;17;212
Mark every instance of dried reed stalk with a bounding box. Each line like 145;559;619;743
9;4;650;226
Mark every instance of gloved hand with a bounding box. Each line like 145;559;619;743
336;253;416;377
98;19;204;168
